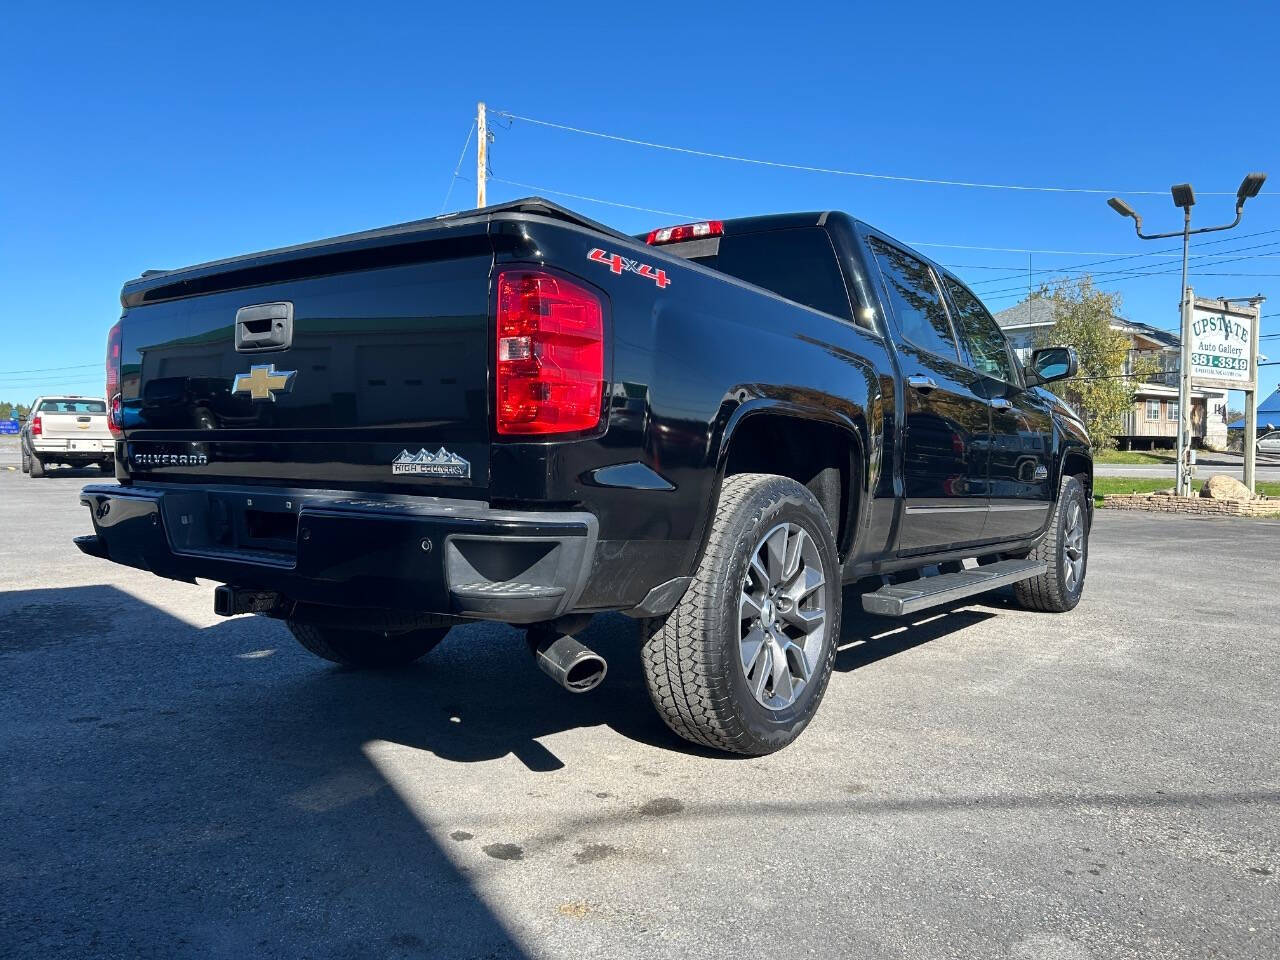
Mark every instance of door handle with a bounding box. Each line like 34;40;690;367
991;398;1014;410
907;375;938;391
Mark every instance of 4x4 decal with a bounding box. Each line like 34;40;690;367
587;248;671;289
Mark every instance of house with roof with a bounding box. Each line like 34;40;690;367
1228;387;1280;432
994;297;1229;450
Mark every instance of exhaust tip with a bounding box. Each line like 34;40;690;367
559;653;607;693
529;630;607;694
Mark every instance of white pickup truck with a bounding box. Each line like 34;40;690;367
20;396;115;477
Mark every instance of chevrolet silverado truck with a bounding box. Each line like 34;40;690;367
21;395;115;477
76;199;1091;755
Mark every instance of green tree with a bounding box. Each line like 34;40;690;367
0;402;10;419
1035;276;1156;451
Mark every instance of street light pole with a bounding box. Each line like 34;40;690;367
1176;205;1191;497
1107;173;1267;496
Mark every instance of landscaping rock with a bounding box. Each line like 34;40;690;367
1201;474;1253;500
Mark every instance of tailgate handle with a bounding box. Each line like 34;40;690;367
235;302;293;353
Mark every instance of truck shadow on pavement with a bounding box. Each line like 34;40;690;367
834;590;1001;673
0;584;539;960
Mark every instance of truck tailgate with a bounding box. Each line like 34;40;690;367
119;224;494;495
39;411;111;441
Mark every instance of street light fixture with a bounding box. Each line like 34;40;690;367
1238;172;1266;204
1106;171;1268;496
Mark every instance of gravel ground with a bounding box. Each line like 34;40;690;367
1;464;1276;959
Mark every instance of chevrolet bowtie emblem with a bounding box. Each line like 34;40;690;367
232;363;296;402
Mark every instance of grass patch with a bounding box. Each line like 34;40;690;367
1093;449;1175;465
1094;476;1280;504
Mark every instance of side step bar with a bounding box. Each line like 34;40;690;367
861;559;1048;617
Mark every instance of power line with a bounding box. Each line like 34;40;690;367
967;243;1280;299
961;233;1280;289
0;362;100;375
439;121;476;214
493;108;1250;197
488;176;701;219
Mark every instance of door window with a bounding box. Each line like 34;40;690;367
944;278;1018;382
868;238;959;361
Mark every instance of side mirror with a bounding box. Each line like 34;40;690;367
1026;346;1078;386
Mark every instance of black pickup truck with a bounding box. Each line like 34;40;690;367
77;198;1091;755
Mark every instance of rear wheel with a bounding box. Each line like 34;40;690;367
28;454;45;478
287;621;451;668
20;449;30;473
642;473;840;755
1014;475;1089;612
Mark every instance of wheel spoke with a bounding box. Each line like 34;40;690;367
783;527;807;582
740;625;767;675
752;645;772;701
784;640;813;684
740;590;763;621
780;605;825;634
783;565;825;603
770;644;793;704
765;526;789;585
750;552;771;593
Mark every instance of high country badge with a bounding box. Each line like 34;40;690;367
392;447;471;479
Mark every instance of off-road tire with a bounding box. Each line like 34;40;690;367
29;454;45;478
287;621;451;668
641;473;841;755
21;448;30;473
1013;474;1089;613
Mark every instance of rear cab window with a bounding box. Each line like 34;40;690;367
39;399;106;414
682;227;858;324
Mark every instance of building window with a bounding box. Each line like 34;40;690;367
1168;400;1180;421
1146;399;1161;421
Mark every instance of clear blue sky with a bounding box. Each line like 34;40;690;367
2;0;1277;409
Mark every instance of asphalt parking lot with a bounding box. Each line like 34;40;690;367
2;462;1277;960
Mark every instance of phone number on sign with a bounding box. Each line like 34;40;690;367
1191;353;1249;372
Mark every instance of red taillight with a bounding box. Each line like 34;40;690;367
646;220;724;245
31;415;42;437
106;320;123;436
495;270;605;435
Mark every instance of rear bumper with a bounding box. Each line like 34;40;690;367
76;482;597;624
33;439;114;457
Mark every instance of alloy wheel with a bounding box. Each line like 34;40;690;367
1062;500;1085;592
738;522;828;711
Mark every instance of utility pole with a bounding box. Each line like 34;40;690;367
475;101;487;209
1107;172;1266;496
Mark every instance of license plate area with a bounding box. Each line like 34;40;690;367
161;490;299;565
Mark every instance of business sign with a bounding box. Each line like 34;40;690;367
0;419;19;435
1190;300;1256;390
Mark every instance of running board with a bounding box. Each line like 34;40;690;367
861;559;1048;617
